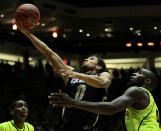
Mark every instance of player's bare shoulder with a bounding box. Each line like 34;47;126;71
99;72;112;89
100;72;112;80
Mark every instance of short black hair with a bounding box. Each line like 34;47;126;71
93;55;107;73
10;99;26;111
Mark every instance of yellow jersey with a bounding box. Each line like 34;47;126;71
125;87;161;131
0;120;34;131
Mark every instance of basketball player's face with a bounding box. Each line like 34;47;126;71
12;100;28;120
128;69;145;86
81;56;98;72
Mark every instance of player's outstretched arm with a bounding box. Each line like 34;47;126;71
49;87;140;115
72;86;140;115
18;24;72;83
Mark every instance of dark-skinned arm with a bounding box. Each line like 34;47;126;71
49;87;140;115
72;87;140;115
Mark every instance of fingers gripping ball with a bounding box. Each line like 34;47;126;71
15;3;40;29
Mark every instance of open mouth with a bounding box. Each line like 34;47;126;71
82;61;86;65
130;76;135;80
82;60;88;65
20;113;27;117
20;111;27;115
131;75;136;78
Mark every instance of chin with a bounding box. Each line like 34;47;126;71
127;80;143;87
20;114;28;119
80;65;89;73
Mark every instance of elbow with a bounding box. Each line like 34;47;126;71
99;83;108;89
104;104;117;116
97;81;107;88
99;80;111;89
110;105;118;116
44;50;52;57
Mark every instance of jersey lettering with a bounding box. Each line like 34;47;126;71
71;79;85;84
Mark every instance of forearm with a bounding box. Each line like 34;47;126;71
24;32;67;70
74;73;107;88
72;100;114;115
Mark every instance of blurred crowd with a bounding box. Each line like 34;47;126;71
0;60;160;131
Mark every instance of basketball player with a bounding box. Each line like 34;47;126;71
17;25;112;131
49;69;161;131
0;99;34;131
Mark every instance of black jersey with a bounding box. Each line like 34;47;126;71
61;72;107;131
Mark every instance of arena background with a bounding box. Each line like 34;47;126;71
0;0;161;131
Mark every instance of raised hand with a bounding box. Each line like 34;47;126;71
48;92;74;108
59;69;77;79
16;22;30;35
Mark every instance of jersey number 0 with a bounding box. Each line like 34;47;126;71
74;84;87;100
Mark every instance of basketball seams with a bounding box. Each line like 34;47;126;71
15;9;35;27
18;4;40;17
16;8;40;22
15;4;40;29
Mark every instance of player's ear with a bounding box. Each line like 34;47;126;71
145;78;152;85
10;110;14;115
96;65;102;70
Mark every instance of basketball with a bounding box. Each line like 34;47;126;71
15;3;40;29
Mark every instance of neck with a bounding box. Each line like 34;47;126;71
13;118;25;129
143;85;151;91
